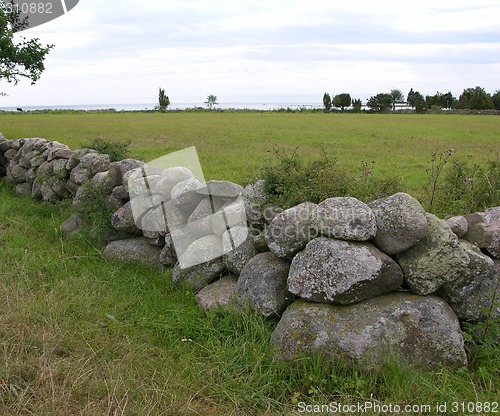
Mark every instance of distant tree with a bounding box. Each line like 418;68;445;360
323;93;332;112
157;87;170;112
441;91;456;109
414;91;427;113
407;88;417;109
457;86;493;110
367;93;392;112
492;90;500;110
333;93;351;111
204;94;218;110
390;89;405;110
0;6;54;93
351;98;362;113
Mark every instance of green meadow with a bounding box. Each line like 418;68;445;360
0;111;499;415
1;111;499;189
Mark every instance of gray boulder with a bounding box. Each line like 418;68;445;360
196;275;239;312
196;180;244;199
369;192;428;255
271;294;467;371
314;197;376;241
103;237;162;268
187;197;225;237
438;240;495;303
396;214;469;295
172;255;225;292
237;252;293;318
464;208;500;258
446;260;499;322
222;225;259;275
446;215;468;238
15;182;32;197
288;237;403;304
111;201;140;234
159;234;177;267
178;234;223;269
243;179;268;224
61;213;85;238
170;177;203;210
265;202;319;259
154;166;194;199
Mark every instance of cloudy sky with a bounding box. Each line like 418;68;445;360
1;0;499;107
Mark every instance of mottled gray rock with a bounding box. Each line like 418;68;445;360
178;234;223;269
252;228;270;252
66;148;97;171
222;225;259;275
187;197;226;237
172;254;225;292
159;234;177;266
196;275;239;312
116;158;145;175
237;252;293;318
265;202;319;259
103;237;162;268
170;177;203;210
30;154;46;169
4;148;18;161
53;158;70;179
154;166;194;199
271;294;467;371
47;141;73;161
211;198;247;236
446;215;468;238
40;178;68;202
196;180;244;199
369;192;428;255
61;213;85;238
111;201;140;234
79;153;111;177
243;180;268;224
15;182;32;197
396;214;470;295
447;271;500;322
288;237;404;304
438;240;495;303
65;179;79;197
314;197;376;241
70;164;92;185
140;204;169;233
464;208;500;258
9;164;28;184
112;185;129;200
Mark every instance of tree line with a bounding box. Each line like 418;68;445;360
323;87;500;113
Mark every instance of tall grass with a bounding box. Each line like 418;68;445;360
0;178;498;415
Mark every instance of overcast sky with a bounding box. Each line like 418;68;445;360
1;0;499;107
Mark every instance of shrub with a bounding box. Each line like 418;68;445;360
81;137;131;162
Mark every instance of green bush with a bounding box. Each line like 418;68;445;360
81;137;131;162
259;147;402;209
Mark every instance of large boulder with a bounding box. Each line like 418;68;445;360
438;240;495;303
111;201;141;234
288;237;403;304
265;202;319;259
196;275;239;312
368;192;428;255
464;208;500;258
237;252;293;318
445;260;500;322
222;225;259;275
171;255;225;292
313;197;376;241
103;237;162;268
271;294;467;371
396;214;469;295
445;215;468;238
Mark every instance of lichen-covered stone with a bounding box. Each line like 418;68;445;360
396;214;469;295
288;237;403;304
446;215;468;238
222;225;258;275
265;202;319;259
369;192;428;255
237;252;293;318
196;275;239;312
271;294;467;371
103;237;162;268
314;197;376;241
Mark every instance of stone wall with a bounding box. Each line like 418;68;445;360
1;134;498;372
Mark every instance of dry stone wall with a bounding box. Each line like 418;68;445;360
1;134;499;372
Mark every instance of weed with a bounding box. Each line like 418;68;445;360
80;137;131;162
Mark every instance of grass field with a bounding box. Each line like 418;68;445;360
1;111;499;189
0;181;498;415
0;112;499;414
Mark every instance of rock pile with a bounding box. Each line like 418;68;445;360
1;134;498;373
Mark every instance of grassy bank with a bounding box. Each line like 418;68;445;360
1;112;499;189
0;175;499;414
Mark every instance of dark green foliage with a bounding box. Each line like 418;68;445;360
425;150;500;216
367;93;393;112
390;89;404;110
157;87;170;112
351;98;362;112
81;137;131;162
322;92;332;112
0;6;53;88
492;90;500;110
333;93;351;111
457;86;494;110
259;147;402;209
